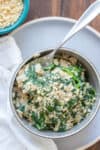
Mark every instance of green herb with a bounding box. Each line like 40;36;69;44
61;66;82;88
25;65;37;80
47;104;54;112
58;123;66;131
44;63;56;71
61;66;73;76
67;98;78;108
18;105;25;112
32;111;46;130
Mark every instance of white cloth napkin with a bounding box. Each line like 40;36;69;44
0;36;57;150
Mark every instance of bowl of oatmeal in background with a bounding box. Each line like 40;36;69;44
0;0;30;35
9;48;100;138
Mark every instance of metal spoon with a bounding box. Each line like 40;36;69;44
41;0;100;65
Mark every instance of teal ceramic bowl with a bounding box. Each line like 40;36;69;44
0;0;30;35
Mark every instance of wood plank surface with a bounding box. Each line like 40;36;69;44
26;0;100;32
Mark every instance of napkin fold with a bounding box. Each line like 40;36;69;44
0;36;22;69
0;36;57;150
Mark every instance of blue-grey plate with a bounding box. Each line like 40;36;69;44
11;17;100;150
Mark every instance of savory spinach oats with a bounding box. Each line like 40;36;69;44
13;56;96;131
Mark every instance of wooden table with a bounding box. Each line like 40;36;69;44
26;1;100;149
26;0;100;32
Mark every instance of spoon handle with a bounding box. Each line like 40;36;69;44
54;0;100;53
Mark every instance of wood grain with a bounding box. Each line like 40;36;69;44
51;0;61;16
86;140;100;150
61;0;100;32
26;0;100;32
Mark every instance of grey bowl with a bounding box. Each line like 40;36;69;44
9;48;100;139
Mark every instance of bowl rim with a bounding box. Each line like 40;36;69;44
9;47;100;139
0;0;30;35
